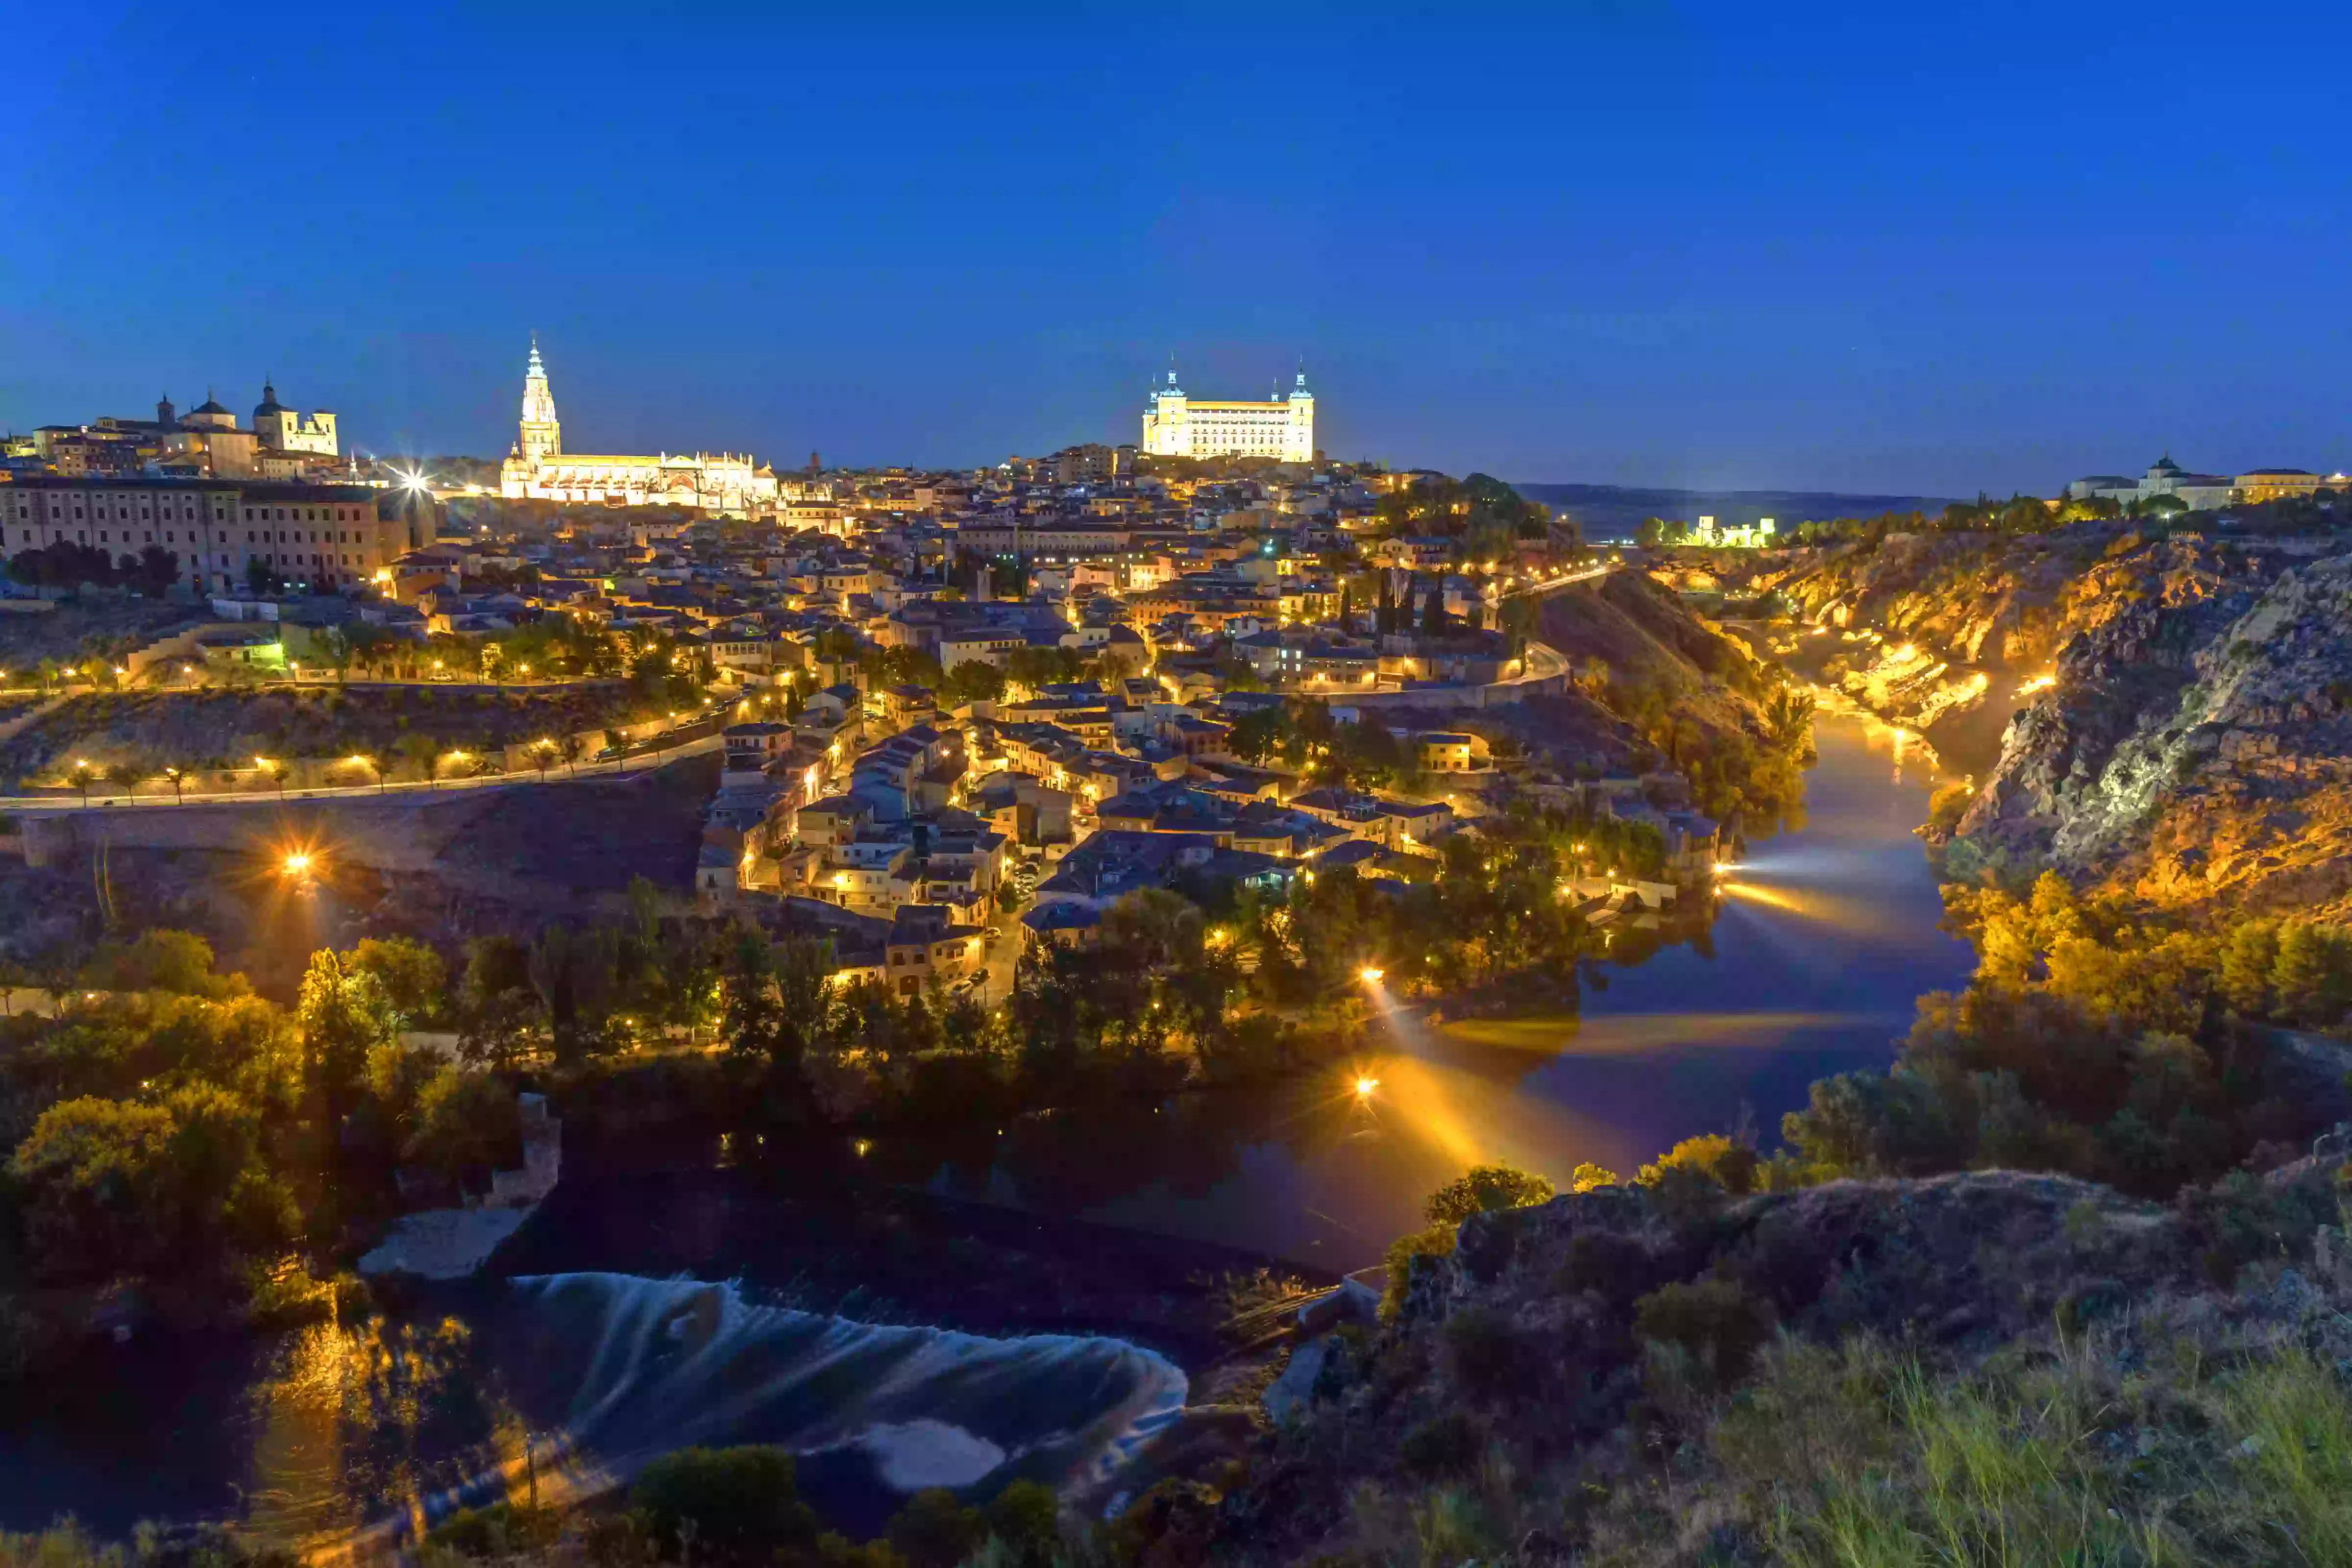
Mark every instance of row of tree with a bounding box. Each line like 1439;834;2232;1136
4;542;182;594
1775;872;2352;1198
0;931;520;1320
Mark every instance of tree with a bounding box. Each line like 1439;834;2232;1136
345;936;447;1027
103;761;144;802
395;731;441;783
404;1068;522;1187
9;1084;296;1283
296;950;400;1135
2272;920;2352;1028
78;929;223;996
2218;917;2281;1017
718;929;783;1061
457;935;540;1066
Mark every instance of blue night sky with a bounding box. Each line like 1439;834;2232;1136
3;1;2347;496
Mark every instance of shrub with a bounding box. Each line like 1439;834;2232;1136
1398;1410;1484;1477
1634;1279;1774;1388
1442;1305;1526;1403
1380;1222;1458;1322
979;1479;1062;1568
1557;1230;1654;1309
630;1446;818;1564
1637;1134;1758;1194
1422;1164;1555;1225
423;1502;556;1560
886;1488;984;1568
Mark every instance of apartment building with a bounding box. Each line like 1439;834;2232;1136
1;476;413;594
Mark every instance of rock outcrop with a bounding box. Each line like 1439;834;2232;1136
1958;552;2352;917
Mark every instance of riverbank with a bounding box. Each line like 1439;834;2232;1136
0;715;1976;1550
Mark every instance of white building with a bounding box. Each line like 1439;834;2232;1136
498;337;780;514
2066;456;2237;513
1690;515;1776;548
251;380;338;456
1141;367;1314;463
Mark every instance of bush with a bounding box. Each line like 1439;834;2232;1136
1557;1230;1654;1309
630;1446;818;1565
1637;1134;1758;1195
424;1502;556;1560
1398;1410;1484;1477
1633;1279;1774;1388
1423;1164;1556;1225
979;1480;1061;1568
1380;1222;1458;1322
886;1488;984;1568
1442;1305;1526;1404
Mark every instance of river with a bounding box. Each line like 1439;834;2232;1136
0;712;1972;1548
912;710;1973;1272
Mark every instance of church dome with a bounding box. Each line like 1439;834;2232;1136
254;380;286;418
192;396;230;416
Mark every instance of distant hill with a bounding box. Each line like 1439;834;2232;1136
1515;482;1954;542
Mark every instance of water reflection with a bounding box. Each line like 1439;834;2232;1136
926;714;1974;1271
0;716;1976;1543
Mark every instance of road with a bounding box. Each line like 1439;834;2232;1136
0;733;724;812
1492;560;1616;601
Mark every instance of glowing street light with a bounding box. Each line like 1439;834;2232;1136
280;851;313;878
1358;966;1384;983
1354;1074;1379;1100
254;755;285;800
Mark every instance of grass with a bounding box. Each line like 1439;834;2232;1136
1305;1306;2352;1568
1709;1332;2352;1568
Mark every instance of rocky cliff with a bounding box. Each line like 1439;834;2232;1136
1956;549;2352;917
1192;1149;2352;1566
1691;523;2352;916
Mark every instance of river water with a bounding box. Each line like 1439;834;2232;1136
0;713;1971;1547
914;710;1973;1272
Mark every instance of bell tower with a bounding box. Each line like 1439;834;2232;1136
518;334;562;462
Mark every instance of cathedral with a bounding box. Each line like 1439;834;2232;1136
498;338;779;513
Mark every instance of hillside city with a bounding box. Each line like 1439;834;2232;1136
12;345;2352;1568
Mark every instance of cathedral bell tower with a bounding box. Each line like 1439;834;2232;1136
518;334;562;462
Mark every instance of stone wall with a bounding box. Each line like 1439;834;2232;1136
17;789;495;871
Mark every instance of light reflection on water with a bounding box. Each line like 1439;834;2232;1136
0;716;1975;1544
1022;713;1976;1271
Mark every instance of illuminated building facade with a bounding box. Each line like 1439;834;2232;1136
2;476;414;594
1141;367;1314;463
499;337;780;513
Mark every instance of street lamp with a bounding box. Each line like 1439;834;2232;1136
280;851;313;878
254;756;285;800
1358;966;1384;983
162;766;186;805
69;758;93;807
1353;1074;1379;1101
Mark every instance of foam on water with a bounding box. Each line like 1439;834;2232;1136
400;1272;1188;1533
855;1420;1009;1490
